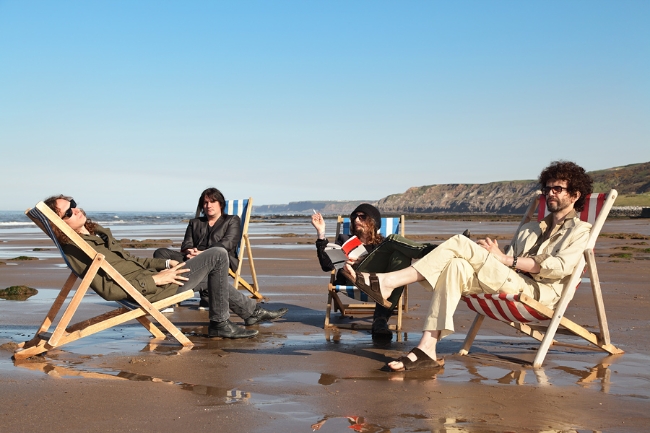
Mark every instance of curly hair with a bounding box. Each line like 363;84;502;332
43;195;97;244
538;161;593;212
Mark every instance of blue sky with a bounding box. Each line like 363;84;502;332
1;1;648;211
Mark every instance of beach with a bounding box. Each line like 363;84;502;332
1;216;649;432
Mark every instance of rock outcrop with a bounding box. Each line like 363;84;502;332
378;181;539;214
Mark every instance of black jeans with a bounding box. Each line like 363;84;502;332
156;247;256;322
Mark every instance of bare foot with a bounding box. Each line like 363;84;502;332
387;352;418;371
342;264;392;299
341;263;357;281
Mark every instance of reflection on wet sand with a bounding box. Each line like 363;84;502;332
307;415;601;433
554;360;614;393
13;355;250;404
324;328;407;343
463;353;621;391
311;415;388;433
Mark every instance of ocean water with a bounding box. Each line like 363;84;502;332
0;210;195;228
0;210;319;238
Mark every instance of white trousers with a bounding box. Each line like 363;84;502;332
412;234;544;338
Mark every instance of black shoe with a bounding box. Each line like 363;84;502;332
208;320;258;339
462;229;471;239
198;290;210;310
419;243;437;258
244;306;289;326
371;317;393;340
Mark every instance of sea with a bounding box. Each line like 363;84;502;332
0;210;316;239
0;210;522;239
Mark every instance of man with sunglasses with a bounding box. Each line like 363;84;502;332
311;204;417;340
44;195;284;339
342;161;595;371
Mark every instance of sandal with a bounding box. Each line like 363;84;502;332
388;348;445;372
342;268;393;309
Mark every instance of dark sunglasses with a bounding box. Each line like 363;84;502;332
352;213;368;221
541;185;569;195
62;199;77;219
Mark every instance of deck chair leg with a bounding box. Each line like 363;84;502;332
395;292;403;331
136;316;166;339
20;272;78;350
324;292;333;328
244;234;262;299
533;275;582;368
586;249;611;346
459;313;485;355
403;285;409;312
48;257;103;346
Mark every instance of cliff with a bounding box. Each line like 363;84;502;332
377;162;650;214
254;162;650;215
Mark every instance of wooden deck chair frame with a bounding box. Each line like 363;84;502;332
459;190;624;368
324;215;408;331
14;202;194;360
194;197;262;300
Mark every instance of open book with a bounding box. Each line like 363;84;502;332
324;236;368;270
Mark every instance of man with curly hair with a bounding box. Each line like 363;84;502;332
343;161;594;371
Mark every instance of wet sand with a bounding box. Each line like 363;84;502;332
1;219;649;432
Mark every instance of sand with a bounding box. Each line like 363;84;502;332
1;218;649;432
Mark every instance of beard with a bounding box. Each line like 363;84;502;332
352;223;373;239
546;196;572;213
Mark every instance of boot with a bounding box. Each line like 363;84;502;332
244;306;289;326
208;320;258;339
371;317;393;340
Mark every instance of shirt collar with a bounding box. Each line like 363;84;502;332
540;209;579;233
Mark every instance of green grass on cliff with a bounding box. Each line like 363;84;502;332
613;193;650;207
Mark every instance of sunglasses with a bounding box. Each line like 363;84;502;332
541;185;569;195
352;213;368;221
62;199;77;219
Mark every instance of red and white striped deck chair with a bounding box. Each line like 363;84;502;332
459;190;623;368
324;215;408;331
14;202;194;360
194;197;262;300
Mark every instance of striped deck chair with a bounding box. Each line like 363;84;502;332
324;215;408;331
459;190;624;368
194;198;262;300
14;202;194;360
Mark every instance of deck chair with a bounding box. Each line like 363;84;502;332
14;202;194;360
459;190;624;368
324;216;408;331
194;198;262;300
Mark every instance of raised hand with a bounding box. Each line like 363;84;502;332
310;212;326;238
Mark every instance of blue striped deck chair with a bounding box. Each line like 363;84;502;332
194;197;262;300
324;215;408;332
14;202;194;360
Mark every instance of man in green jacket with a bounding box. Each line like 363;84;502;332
44;195;287;339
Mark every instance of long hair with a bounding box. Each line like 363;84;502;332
539;161;593;212
196;187;226;216
43;195;97;244
352;217;384;246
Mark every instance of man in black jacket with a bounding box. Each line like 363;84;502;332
155;187;287;325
